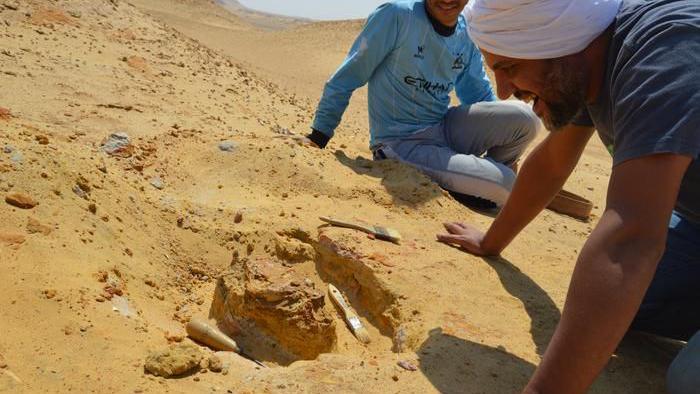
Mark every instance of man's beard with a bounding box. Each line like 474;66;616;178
540;60;587;131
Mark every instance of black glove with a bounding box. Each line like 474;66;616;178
307;128;330;149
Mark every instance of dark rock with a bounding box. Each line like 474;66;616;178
5;193;37;209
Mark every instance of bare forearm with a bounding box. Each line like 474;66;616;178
527;216;665;393
482;151;570;253
481;125;593;255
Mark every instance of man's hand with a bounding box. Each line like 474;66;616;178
435;125;594;258
437;222;496;256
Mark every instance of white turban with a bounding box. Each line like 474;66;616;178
465;0;622;60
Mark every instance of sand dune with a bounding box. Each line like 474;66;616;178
0;0;670;392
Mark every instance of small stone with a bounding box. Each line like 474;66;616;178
2;1;19;11
392;375;399;382
68;10;81;18
0;107;11;120
35;135;49;145
43;289;57;299
10;151;22;164
27;217;52;235
88;203;97;214
0;354;6;369
208;355;223;373
218;141;237;152
0;232;25;248
397;360;418;372
5;193;37;209
76;176;91;194
165;332;184;343
101;133;134;158
150;177;164;190
72;185;88;199
144;343;204;378
233;211;243;224
2;145;14;154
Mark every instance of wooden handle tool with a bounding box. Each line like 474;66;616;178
328;284;371;344
319;216;401;244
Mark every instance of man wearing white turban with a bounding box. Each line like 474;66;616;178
437;0;700;393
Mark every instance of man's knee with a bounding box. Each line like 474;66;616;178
667;331;700;394
511;101;540;143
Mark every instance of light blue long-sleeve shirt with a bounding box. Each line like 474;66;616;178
312;0;495;146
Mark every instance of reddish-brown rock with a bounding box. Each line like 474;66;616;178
211;256;336;360
5;193;37;209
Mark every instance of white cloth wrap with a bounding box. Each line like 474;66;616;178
465;0;622;59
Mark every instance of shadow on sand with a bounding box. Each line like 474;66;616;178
418;328;535;394
481;255;560;356
424;250;675;392
334;150;444;207
335;150;506;215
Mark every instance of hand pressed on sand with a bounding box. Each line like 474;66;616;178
436;222;497;257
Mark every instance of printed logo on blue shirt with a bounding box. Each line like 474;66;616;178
452;54;465;70
414;46;425;59
404;75;453;97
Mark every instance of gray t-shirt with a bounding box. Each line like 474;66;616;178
575;0;700;224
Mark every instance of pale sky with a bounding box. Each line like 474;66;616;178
237;0;388;20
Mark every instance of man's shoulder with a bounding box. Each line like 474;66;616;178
615;0;700;50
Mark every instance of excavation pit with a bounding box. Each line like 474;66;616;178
209;228;404;366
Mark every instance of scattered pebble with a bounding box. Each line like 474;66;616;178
76;177;91;194
144;343;204;378
2;1;19;11
101;132;134;157
5;192;37;209
0;353;6;369
208;355;223;373
0;107;11;119
10;151;22;164
0;232;25;248
72;185;88;199
2;145;14;154
35;135;49;145
88;203;97;214
218;141;237;152
150;177;164;190
27;217;52;235
234;211;243;224
397;360;418;372
165;332;184;343
111;296;136;318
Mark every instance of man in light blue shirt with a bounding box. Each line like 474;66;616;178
305;0;539;206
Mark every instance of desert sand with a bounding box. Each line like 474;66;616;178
0;0;674;393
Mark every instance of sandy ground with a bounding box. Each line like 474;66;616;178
0;0;675;393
